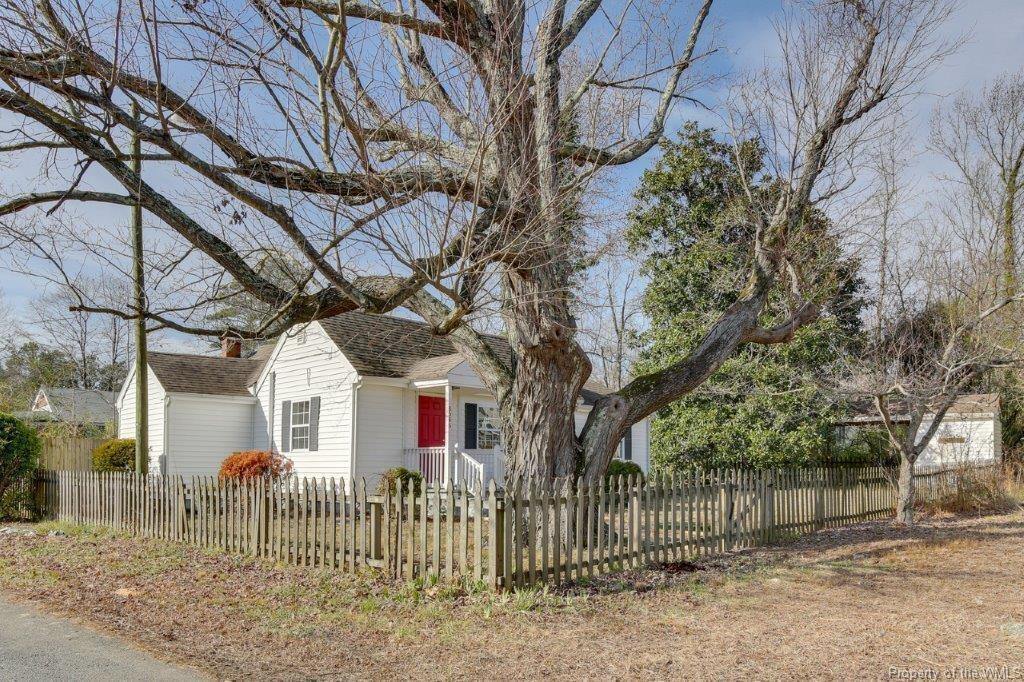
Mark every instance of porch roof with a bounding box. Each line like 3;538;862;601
405;353;465;381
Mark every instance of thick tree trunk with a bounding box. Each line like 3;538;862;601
500;269;591;489
483;33;595;490
895;453;915;525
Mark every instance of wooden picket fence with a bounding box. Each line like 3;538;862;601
38;436;102;471
35;467;896;590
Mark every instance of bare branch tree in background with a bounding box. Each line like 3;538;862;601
932;73;1024;297
848;149;1024;524
0;0;955;485
29;280;131;391
578;265;641;391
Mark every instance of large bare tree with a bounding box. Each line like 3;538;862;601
932;73;1024;297
0;0;953;486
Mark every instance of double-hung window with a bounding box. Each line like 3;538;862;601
291;400;311;450
476;406;502;449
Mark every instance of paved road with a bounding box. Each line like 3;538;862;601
0;596;203;681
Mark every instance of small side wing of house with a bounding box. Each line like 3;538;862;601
118;352;264;476
916;394;1001;470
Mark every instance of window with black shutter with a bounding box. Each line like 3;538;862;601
464;402;477;449
308;396;320;451
280;400;291;452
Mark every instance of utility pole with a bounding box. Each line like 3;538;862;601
132;102;149;475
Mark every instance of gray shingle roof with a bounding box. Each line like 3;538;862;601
319;312;609;405
138;313;611;406
34;387;117;424
317;311;510;378
147;352;265;397
838;393;1001;425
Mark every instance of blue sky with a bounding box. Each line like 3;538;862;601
2;0;1023;347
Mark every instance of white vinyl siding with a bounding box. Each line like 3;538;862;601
165;395;255;476
355;383;407;487
629;418;650;472
116;364;166;473
253;322;356;480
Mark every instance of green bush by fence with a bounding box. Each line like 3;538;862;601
0;413;42;520
92;439;136;472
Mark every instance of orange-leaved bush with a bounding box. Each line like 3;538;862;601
218;450;293;479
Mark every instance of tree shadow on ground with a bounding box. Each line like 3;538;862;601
550;511;1024;598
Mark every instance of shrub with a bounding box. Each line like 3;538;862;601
605;459;644;486
918;465;1022;516
219;450;293;479
377;467;423;496
92;438;136;472
0;414;42;520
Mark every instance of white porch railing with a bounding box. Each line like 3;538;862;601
404;446;506;493
454;447;505;493
404;447;446;486
455;451;486;494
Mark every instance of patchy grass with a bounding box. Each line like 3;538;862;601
2;512;1024;680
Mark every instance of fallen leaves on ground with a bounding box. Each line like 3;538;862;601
0;513;1022;680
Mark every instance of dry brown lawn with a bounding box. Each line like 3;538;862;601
1;510;1023;680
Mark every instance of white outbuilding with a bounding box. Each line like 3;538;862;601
836;393;1001;471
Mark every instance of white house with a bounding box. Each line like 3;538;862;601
117;312;649;488
836;393;1001;471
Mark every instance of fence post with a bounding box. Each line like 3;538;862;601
259;477;269;558
487;481;505;590
369;497;383;563
382;487;393;576
725;474;735;550
814;470;824;530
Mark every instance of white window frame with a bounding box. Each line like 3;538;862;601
476;405;502;450
291;400;311;451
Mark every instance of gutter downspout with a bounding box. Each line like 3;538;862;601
267;372;276;452
349;379;362;485
162;395;171;475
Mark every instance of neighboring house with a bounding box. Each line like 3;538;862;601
835;393;1001;471
117;312;650;488
16;386;117;433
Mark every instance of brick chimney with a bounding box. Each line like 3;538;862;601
221;336;242;358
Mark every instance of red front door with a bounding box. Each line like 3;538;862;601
417;395;446;447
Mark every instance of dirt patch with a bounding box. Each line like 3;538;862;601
1;513;1022;680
